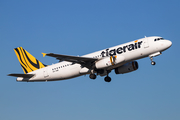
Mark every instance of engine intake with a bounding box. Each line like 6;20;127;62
114;61;138;74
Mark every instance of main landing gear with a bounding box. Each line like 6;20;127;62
89;72;112;82
150;57;156;65
89;74;96;79
104;76;111;82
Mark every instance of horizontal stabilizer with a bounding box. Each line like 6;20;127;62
8;74;35;78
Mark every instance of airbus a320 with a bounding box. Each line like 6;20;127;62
8;36;172;82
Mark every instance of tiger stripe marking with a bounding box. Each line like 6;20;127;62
14;47;46;74
110;56;115;65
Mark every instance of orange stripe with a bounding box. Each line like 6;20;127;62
110;56;114;65
134;40;138;43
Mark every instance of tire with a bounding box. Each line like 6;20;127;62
104;76;111;82
89;74;96;79
151;61;156;65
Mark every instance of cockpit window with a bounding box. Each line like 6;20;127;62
160;38;164;40
154;38;164;41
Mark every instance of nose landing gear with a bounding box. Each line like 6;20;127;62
150;57;156;65
149;52;162;65
151;61;156;65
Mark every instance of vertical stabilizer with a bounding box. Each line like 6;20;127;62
14;47;46;74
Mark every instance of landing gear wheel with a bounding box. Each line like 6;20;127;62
150;57;156;65
151;61;156;65
89;74;96;79
104;76;111;82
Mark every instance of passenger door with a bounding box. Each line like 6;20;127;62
143;38;149;48
43;68;49;78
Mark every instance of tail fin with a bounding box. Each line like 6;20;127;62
14;47;46;74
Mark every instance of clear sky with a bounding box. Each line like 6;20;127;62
1;0;180;120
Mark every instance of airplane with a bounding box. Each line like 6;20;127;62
8;36;172;82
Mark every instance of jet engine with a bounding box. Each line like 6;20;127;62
95;55;125;69
114;61;138;74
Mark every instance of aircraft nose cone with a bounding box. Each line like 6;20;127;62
166;40;172;48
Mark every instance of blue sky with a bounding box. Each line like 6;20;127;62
1;0;180;120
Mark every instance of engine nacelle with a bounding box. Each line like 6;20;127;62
114;61;138;74
95;55;125;69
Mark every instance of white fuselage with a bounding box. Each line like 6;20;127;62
17;36;172;82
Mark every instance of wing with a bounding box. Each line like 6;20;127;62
42;53;98;67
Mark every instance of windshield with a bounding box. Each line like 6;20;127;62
154;38;164;41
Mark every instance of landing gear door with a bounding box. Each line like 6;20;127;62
144;38;149;48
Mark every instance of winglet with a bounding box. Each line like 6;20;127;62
42;53;46;57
